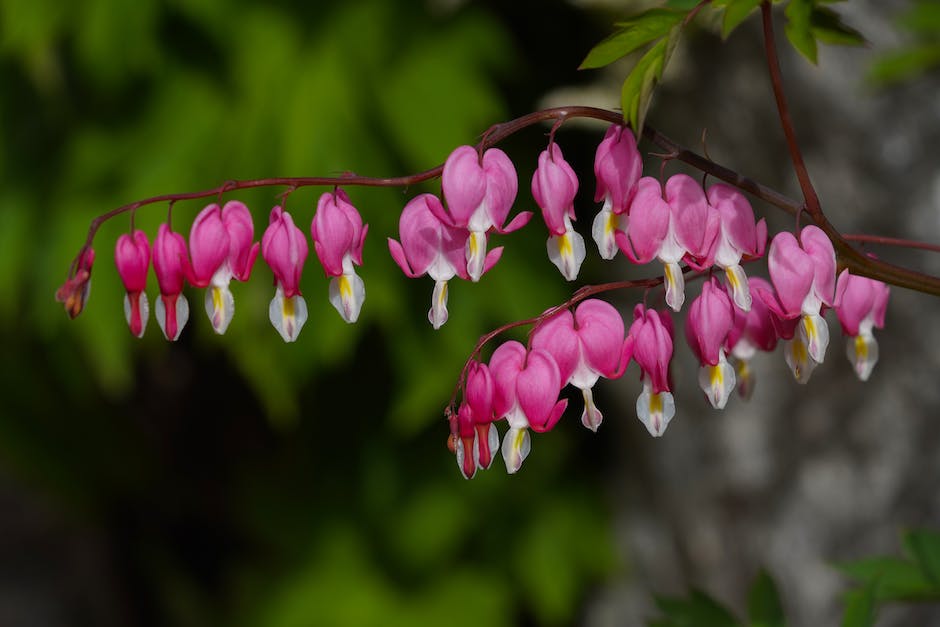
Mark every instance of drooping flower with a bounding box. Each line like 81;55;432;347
262;206;308;342
725;277;784;399
453;360;499;480
311;189;368;323
531;144;585;281
388;194;503;329
114;229;151;338
706;183;767;311
685;278;736;409
664;174;721;307
489;341;567;474
152;224;191;341
834;270;890;381
439;145;529;282
188;202;260;334
591;124;642;259
56;246;96;319
615;177;686;310
758;225;836;382
628;304;675;436
531;299;633;431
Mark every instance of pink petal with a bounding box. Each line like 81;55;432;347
221;201;259;281
531;309;579;385
516;348;564;432
685;278;734;366
623;177;669;263
115;230;151;292
707;184;759;255
768;231;813;317
800;225;836;307
189;204;229;287
442;145;486;227
593;124;642;212
666;174;712;259
531;146;579;236
488;341;527;419
574;299;625;377
480;148;518;230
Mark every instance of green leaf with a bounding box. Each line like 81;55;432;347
838;557;938;602
747;570;785;627
580;8;685;70
722;0;762;39
898;0;940;35
867;43;940;85
810;7;866;47
903;529;940;585
784;0;818;64
867;42;940;86
665;0;702;9
650;589;742;627
840;585;877;627
620;21;682;133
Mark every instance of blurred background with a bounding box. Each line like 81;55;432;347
1;0;939;625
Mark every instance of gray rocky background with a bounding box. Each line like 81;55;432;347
554;2;940;625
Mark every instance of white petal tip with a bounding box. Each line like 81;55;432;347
329;272;365;324
636;387;675;437
205;285;235;335
269;289;307;342
697;356;736;410
547;230;586;281
501;427;531;474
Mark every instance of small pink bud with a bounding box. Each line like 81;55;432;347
56;247;96;319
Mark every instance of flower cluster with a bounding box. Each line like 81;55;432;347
110;193;367;342
59;121;893;480
444;125;891;479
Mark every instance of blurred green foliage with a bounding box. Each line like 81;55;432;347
868;0;940;86
0;0;620;624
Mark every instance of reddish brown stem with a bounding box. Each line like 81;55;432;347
843;234;940;254
760;2;821;218
445;274;666;419
65;106;940;299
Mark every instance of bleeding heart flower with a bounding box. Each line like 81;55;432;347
759;225;836;383
152;224;191;341
834;269;889;381
262;206;308;342
706;183;767;311
439;146;529;282
592;124;642;259
628;304;676;436
114;230;151;338
531;299;633;431
188;202;260;334
531;144;585;281
685;278;736;409
388;194;503;329
488;341;567;474
311;189;368;323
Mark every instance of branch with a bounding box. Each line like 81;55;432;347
758;2;940;296
63;107;940;301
